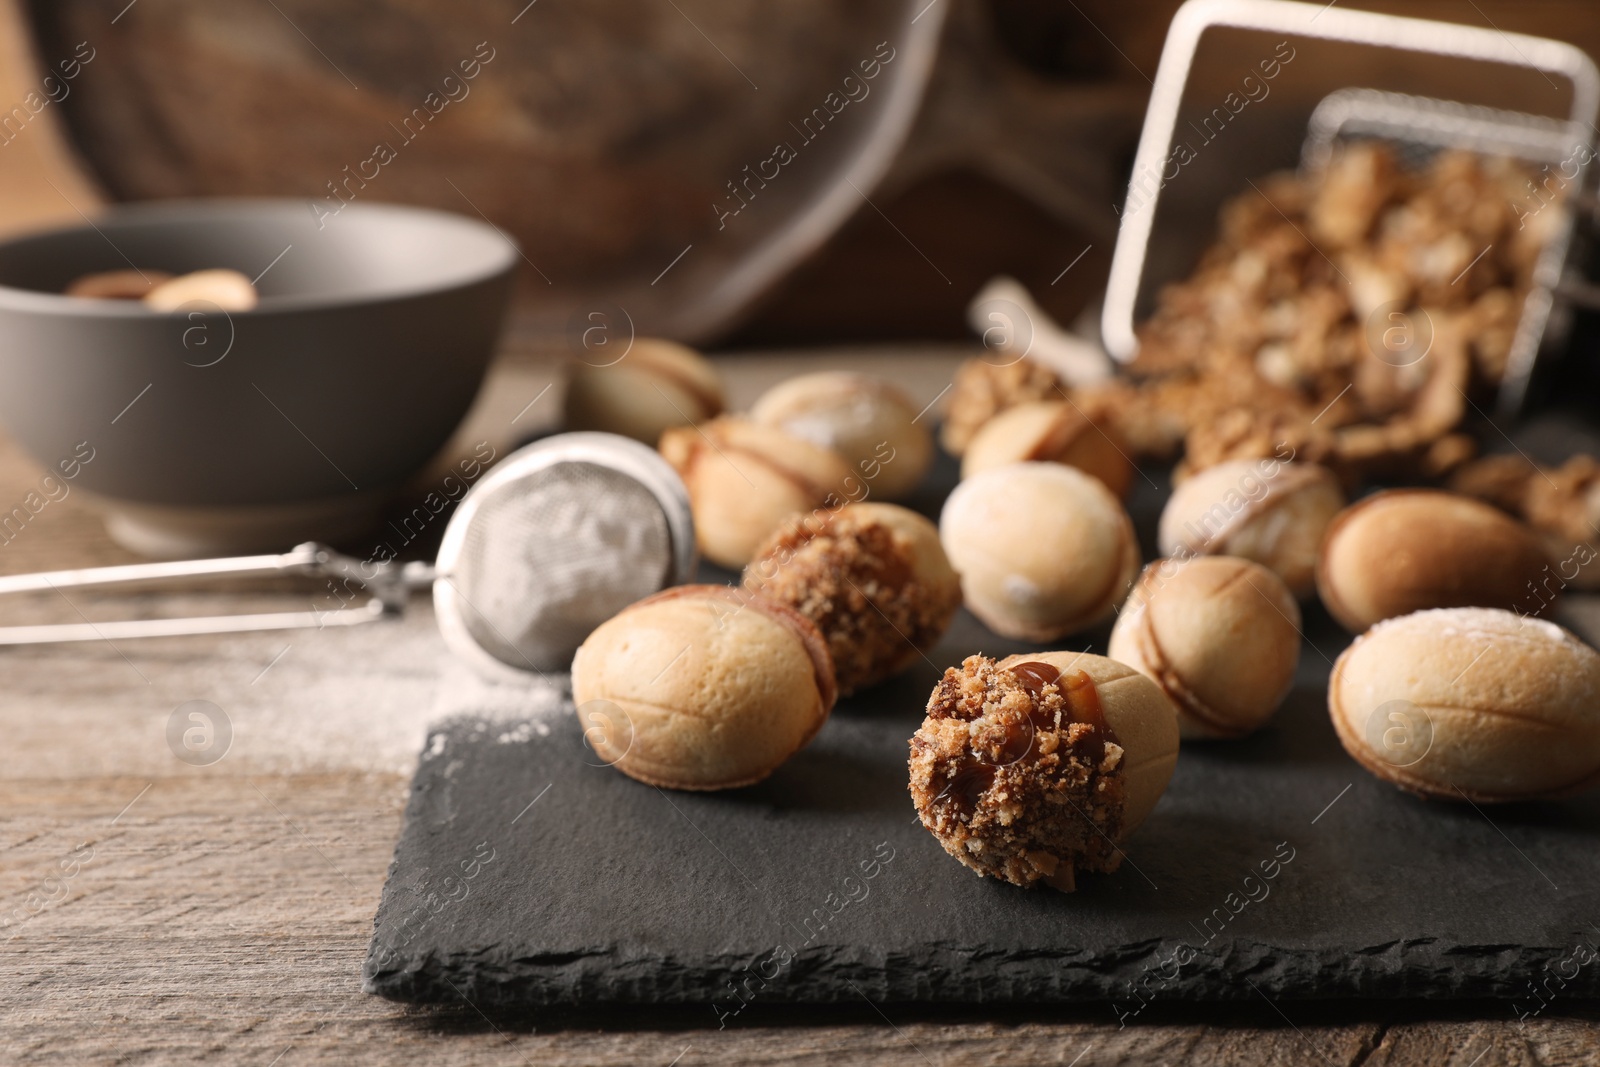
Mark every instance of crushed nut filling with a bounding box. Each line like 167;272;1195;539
908;655;1125;891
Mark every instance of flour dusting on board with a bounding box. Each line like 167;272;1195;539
188;603;567;778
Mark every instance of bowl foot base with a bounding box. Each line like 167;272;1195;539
98;494;388;559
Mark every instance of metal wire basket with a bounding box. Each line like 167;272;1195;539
1102;0;1600;416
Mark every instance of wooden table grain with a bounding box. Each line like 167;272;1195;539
0;336;1595;1066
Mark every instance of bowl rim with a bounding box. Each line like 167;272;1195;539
0;197;521;318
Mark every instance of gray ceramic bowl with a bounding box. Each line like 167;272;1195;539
0;199;517;556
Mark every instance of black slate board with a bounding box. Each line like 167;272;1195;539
364;423;1600;1012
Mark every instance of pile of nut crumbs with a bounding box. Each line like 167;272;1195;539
945;143;1560;485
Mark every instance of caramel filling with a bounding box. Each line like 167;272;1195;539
1010;660;1059;694
934;662;1118;812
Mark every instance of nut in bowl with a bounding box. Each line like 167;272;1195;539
0;199;517;557
141;269;260;313
64;269;173;300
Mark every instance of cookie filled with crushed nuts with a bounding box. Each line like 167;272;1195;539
909;653;1180;891
743;502;961;695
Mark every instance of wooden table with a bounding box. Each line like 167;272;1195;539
0;334;1596;1066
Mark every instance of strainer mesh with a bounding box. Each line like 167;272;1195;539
449;460;672;671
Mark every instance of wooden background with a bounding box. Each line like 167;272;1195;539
10;0;1600;346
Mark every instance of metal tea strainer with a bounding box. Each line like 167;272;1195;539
0;432;695;680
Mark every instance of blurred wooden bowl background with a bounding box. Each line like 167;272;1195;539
11;0;1600;346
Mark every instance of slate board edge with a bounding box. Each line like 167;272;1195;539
362;938;1595;1007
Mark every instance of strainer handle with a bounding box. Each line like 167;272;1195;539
0;542;327;596
0;542;435;646
0;599;390;645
